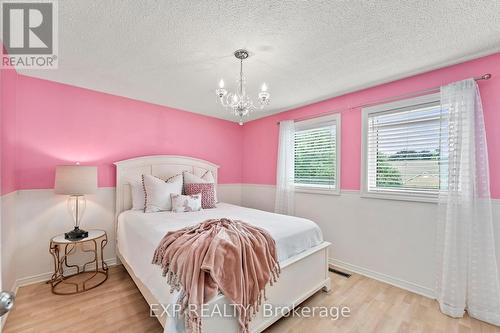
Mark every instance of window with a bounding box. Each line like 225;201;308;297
361;93;443;202
294;114;340;194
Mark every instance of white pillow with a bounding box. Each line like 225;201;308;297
130;180;145;210
142;174;183;213
171;193;202;213
129;174;183;210
183;171;218;202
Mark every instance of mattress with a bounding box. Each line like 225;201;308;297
117;203;323;332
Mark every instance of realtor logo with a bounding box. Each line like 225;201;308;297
1;0;58;68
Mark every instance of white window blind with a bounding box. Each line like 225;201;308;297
364;94;443;200
294;116;338;190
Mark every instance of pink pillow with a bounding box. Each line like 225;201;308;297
183;171;218;202
184;183;216;209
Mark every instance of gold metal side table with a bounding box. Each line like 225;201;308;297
48;229;108;295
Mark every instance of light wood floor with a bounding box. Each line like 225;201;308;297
4;265;500;333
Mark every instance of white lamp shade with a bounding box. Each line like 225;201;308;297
54;166;97;195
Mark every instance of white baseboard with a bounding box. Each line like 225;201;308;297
329;258;436;299
11;257;118;291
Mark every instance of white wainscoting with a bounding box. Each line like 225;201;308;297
0;184;242;294
1;191;17;294
3;183;499;302
241;184;500;299
11;187;116;291
1;191;18;330
217;183;243;206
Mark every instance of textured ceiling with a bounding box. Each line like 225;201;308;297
18;0;500;122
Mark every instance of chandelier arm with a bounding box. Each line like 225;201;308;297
221;93;233;107
219;93;228;107
249;101;257;112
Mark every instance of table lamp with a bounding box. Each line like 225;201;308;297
54;165;97;240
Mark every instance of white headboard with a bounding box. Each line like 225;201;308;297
113;155;219;218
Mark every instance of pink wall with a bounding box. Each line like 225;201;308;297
1;67;18;195
242;53;500;198
5;74;243;191
3;53;500;196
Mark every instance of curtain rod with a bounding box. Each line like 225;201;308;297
276;73;492;125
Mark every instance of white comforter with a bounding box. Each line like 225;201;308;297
117;203;323;332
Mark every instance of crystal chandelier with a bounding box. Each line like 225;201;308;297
215;49;270;125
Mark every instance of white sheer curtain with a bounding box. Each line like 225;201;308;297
437;78;500;325
275;120;295;215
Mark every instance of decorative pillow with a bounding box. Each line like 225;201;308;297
183;171;218;202
171;193;202;213
129;174;182;211
129;180;146;210
142;174;183;213
184;183;216;209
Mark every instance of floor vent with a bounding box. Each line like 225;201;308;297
328;267;351;278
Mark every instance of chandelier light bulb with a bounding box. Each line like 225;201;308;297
261;83;267;92
219;79;225;88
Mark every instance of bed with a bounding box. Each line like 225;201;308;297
114;155;331;333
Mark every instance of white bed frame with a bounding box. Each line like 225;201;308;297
114;155;331;332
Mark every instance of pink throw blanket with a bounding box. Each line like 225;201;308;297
152;218;280;333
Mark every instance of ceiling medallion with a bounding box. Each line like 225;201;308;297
215;49;270;125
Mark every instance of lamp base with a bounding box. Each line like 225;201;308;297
64;227;88;240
